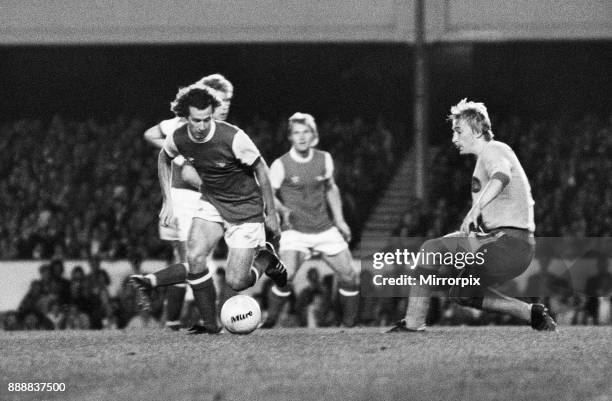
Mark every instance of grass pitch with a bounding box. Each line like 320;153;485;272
1;326;611;401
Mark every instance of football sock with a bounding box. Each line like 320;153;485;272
482;288;531;322
165;284;187;326
266;284;291;324
147;263;188;288
403;284;431;329
338;286;360;327
265;285;292;324
248;266;260;287
187;271;218;329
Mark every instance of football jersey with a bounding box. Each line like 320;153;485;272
472;140;535;232
158;117;194;190
164;120;264;224
270;148;335;233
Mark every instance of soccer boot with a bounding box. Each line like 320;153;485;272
385;319;427;333
185;324;222;335
129;275;153;312
530;304;557;331
164;323;181;332
262;242;287;287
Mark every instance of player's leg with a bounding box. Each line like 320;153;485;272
222;222;287;292
186;217;224;333
130;228;189;312
164;191;203;330
224;247;260;291
321;249;360;327
261;249;305;328
164;241;188;330
449;234;557;331
388;235;466;332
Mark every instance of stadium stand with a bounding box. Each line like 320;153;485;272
0;114;402;261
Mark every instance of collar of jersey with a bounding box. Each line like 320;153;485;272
187;120;216;143
289;147;314;163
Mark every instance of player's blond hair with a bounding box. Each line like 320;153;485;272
170;74;232;112
288;112;319;147
448;99;494;140
197;74;234;95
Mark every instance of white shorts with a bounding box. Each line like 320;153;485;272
193;199;266;249
159;188;201;242
280;227;348;257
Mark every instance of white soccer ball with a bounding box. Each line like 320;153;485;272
220;295;261;334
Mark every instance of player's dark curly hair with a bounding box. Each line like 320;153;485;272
171;87;222;118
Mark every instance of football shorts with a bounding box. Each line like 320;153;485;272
192;199;266;249
280;227;348;257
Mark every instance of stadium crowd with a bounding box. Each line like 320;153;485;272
2;112;611;330
0;114;398;261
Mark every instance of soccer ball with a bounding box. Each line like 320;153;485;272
220;295;261;334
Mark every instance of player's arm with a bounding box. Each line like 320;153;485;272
268;158;291;227
461;150;511;233
326;177;351;242
143;125;165;149
323;153;351;242
158;132;180;226
158;150;174;226
253;158;280;237
233;130;280;236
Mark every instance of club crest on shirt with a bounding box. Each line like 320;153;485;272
290;176;300;184
471;176;482;193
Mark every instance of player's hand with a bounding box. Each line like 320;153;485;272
460;206;481;235
159;202;177;228
265;211;281;239
180;163;202;190
335;220;352;242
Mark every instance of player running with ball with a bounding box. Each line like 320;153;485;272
261;112;360;328
134;74;234;331
135;86;286;334
388;99;557;332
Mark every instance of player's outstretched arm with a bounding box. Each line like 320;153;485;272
144;125;165;149
253;158;280;237
326;178;351;242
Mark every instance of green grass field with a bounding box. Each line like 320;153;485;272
1;326;611;401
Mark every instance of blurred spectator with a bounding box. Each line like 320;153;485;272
63;304;91;330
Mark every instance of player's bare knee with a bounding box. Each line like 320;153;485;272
225;272;250;291
186;249;207;274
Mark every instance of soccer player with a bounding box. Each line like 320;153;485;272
260;113;360;328
136;74;233;330
388;99;557;332
156;86;285;334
